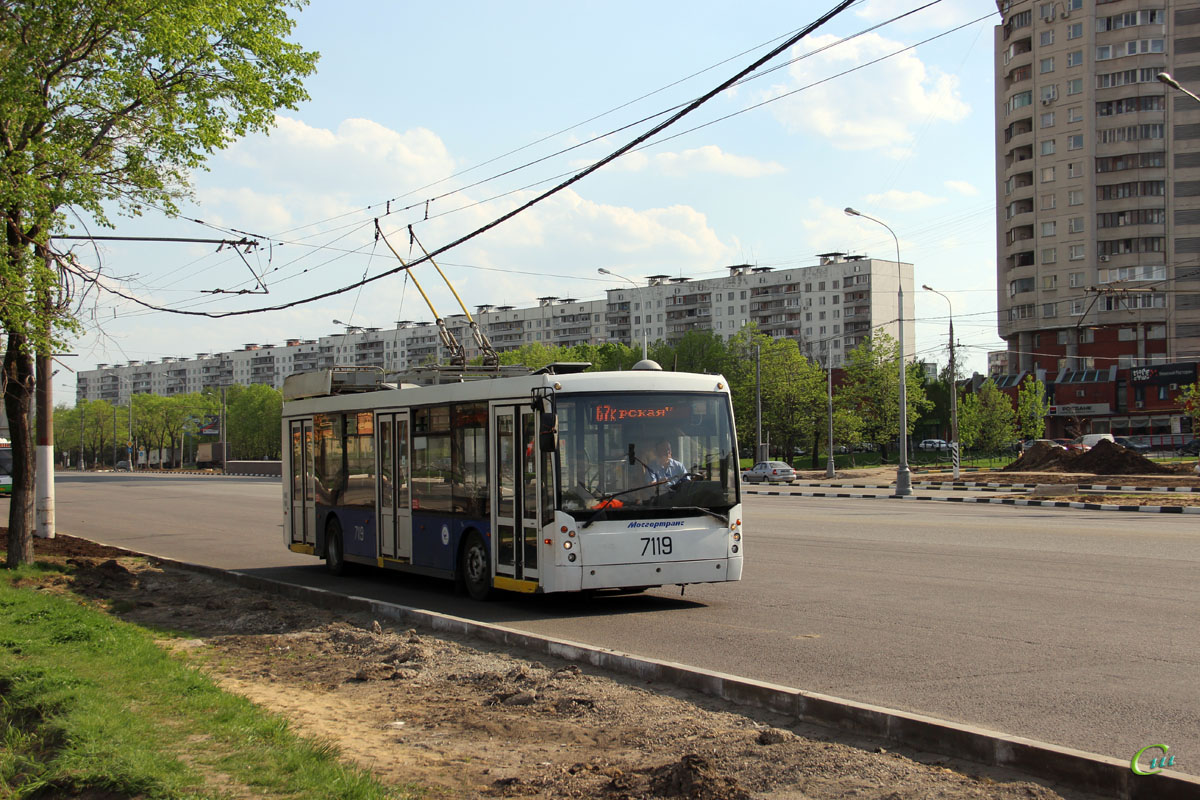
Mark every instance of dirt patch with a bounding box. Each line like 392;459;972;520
3;536;1091;800
1002;440;1178;475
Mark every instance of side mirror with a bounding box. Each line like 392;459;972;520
539;412;558;453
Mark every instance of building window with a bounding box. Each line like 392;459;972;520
1042;247;1057;264
1068;107;1083;123
1043;303;1058;318
1040;57;1055;74
1043;275;1058;289
1067;134;1084;150
1067;22;1083;39
1042;221;1057;236
1041;193;1056;210
1041;139;1056;155
1068;162;1082;178
1042;166;1056;182
1041;111;1055;128
1041;84;1058;102
1041;30;1054;46
1068;217;1085;233
1068;189;1084;206
1067;50;1084;67
1069;271;1086;287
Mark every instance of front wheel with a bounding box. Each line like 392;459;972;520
325;517;346;576
460;531;492;601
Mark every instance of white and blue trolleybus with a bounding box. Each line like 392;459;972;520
281;363;743;599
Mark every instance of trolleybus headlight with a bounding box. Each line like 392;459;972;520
563;541;573;550
733;532;740;541
568;530;576;537
732;544;739;553
568;553;576;562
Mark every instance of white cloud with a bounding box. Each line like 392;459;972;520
586;145;784;178
944;179;980;196
764;32;970;157
854;0;995;31
864;189;945;210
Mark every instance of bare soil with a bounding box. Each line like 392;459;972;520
7;534;1093;800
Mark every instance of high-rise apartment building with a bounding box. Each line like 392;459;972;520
76;256;913;404
996;0;1200;375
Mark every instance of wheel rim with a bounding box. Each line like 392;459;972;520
466;541;486;585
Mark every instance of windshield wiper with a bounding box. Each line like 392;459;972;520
580;476;676;528
672;506;729;524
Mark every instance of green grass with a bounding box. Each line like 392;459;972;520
0;565;416;799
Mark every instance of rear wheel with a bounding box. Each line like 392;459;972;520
325;517;346;576
460;531;491;601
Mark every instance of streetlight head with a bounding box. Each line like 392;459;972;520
597;267;610;275
921;284;933;291
844;207;860;217
332;318;345;325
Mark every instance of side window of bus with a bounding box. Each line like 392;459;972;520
342;412;375;509
313;413;344;505
452;403;488;517
412;406;452;513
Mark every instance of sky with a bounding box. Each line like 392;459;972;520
60;0;1005;403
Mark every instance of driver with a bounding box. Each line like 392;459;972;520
646;438;686;487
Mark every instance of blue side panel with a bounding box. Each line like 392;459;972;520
316;505;377;559
411;513;490;572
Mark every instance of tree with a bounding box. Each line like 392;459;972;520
226;384;283;460
1;0;317;566
959;380;1016;453
1015;375;1051;441
839;332;932;461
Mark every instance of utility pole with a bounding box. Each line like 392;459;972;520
755;343;763;462
128;395;133;470
948;314;959;480
80;410;85;471
826;361;835;478
112;406;117;466
34;249;55;539
221;387;228;466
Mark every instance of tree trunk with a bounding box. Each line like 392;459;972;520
5;333;36;567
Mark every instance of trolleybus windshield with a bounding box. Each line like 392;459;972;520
555;392;738;517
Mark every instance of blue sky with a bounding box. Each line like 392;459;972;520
62;0;1004;400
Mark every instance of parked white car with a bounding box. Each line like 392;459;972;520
741;461;796;484
917;439;949;451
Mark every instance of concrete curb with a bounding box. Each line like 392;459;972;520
792;481;1199;494
746;489;1200;514
123;549;1197;799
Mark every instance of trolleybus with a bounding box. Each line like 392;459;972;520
281;363;742;599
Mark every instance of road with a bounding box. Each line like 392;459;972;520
35;472;1200;771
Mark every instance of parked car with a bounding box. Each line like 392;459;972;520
1023;438;1066;450
1177;439;1200;456
1114;436;1150;453
115;460;131;471
741;461;796;484
917;438;949;451
1052;438;1074;450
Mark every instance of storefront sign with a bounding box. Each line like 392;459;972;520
1130;362;1197;385
1048;403;1111;416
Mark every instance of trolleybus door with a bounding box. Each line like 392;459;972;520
288;419;315;547
376;411;412;560
492;404;540;583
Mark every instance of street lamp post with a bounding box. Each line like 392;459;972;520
844;207;912;495
923;284;959;480
597;268;647;359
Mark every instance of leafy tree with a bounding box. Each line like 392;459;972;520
839;332;932;461
1180;383;1199;435
1015;375;1051;441
226;384;283;460
1;0;317;565
960;380;1016;453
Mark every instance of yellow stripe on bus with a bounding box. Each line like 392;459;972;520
288;543;315;555
493;576;539;594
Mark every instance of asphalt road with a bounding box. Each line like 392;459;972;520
34;473;1200;772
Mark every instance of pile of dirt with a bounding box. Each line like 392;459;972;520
1002;441;1074;472
1003;439;1173;475
1073;439;1172;475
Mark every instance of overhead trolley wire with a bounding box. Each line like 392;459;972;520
69;0;864;318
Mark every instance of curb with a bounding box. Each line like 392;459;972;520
747;489;1200;514
106;546;1198;799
